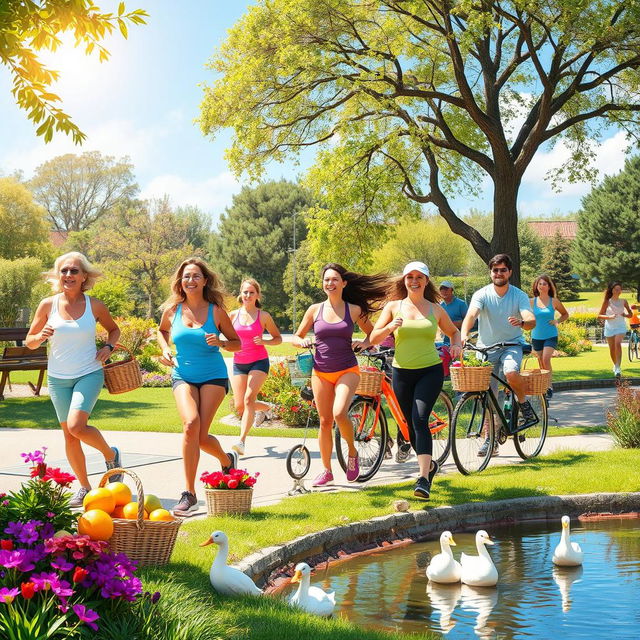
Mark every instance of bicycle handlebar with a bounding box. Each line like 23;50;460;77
464;341;525;353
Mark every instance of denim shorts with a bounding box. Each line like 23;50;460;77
483;345;523;394
172;378;229;392
232;357;270;376
48;368;104;423
531;336;558;352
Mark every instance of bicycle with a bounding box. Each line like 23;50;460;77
628;307;640;362
334;349;453;482
449;342;548;475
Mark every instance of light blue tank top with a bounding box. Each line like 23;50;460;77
531;297;558;340
170;303;227;382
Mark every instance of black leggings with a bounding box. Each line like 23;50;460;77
392;363;444;456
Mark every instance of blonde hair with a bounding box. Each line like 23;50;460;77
237;278;262;308
161;257;227;311
45;252;101;293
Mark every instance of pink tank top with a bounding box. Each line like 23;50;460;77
233;310;269;364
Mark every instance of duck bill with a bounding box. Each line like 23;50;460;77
484;537;494;545
200;538;214;547
290;570;302;584
449;537;457;546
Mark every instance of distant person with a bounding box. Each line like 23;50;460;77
530;275;569;398
26;252;122;507
157;257;241;516
439;281;468;346
598;282;632;378
229;278;282;457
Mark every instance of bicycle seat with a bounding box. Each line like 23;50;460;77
299;386;314;402
522;343;532;355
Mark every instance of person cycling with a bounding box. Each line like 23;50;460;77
460;254;537;456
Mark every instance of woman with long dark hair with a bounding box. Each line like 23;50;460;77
598;281;632;378
530;274;569;398
293;263;388;486
157;257;241;516
370;261;461;500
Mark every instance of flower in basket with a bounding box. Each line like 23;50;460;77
200;468;259;490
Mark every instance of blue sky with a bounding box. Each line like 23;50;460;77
0;1;630;226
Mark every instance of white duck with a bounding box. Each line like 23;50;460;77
288;562;335;617
460;530;498;587
200;531;263;596
426;531;462;584
552;515;583;567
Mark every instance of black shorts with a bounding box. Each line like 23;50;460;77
232;357;270;376
172;378;229;392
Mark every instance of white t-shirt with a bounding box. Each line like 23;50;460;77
469;284;530;347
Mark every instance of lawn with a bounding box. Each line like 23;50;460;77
138;449;640;639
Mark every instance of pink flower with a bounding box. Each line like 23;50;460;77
227;479;239;489
72;604;100;631
0;587;19;604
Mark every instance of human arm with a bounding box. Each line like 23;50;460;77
25;298;53;349
433;305;462;359
598;299;615;320
254;311;282;346
551;299;570;325
353;306;374;351
623;300;633;318
92;299;121;363
210;308;241;352
292;305;317;348
369;302;402;345
460;306;480;345
511;290;535;330
157;307;176;366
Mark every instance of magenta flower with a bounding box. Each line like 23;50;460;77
51;556;74;572
30;571;59;592
72;604;100;631
21;448;47;465
0;587;19;604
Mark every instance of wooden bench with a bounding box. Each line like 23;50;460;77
0;328;48;401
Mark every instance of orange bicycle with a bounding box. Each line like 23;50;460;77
334;349;453;482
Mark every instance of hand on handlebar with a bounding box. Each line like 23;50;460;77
299;337;314;349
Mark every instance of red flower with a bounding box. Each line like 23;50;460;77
43;467;76;487
290;405;300;413
21;582;36;600
72;566;89;583
0;539;13;551
227;479;239;489
30;462;48;479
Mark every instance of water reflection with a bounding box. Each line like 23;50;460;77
426;582;460;632
553;565;583;612
459;584;498;638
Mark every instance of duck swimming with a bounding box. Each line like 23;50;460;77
552;515;583;567
460;530;498;587
427;531;462;584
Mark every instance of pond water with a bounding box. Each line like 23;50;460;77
282;518;640;639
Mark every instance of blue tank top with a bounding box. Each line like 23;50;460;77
531;297;558;340
170;303;227;382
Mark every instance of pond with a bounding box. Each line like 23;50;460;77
282;518;640;638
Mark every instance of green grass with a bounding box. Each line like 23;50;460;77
137;449;639;639
549;347;640;380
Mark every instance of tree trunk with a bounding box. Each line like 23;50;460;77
490;172;521;287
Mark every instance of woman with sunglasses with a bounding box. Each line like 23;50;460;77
157;257;241;516
26;252;122;507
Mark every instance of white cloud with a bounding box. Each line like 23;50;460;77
140;171;241;220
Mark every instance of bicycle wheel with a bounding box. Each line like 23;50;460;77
628;332;635;362
635;332;640;361
286;444;311;479
450;392;494;475
513;394;548;459
336;397;388;482
430;391;453;466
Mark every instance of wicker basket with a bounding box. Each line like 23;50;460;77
98;468;181;566
521;359;552;395
450;360;493;392
286;353;313;388
103;344;142;394
204;488;253;516
355;366;383;396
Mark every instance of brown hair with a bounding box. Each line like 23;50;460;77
388;273;441;303
161;257;227;311
604;281;623;301
321;263;389;317
488;253;513;271
531;274;557;298
237;278;262;308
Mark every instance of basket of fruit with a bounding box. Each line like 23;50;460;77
450;353;493;392
83;468;182;566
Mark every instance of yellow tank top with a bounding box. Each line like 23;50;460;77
392;301;442;370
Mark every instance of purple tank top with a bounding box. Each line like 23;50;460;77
313;303;357;373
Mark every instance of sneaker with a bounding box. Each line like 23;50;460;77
518;400;539;429
477;438;498;457
346;454;359;482
69;487;90;508
223;451;238;473
395;443;412;463
545;387;553;399
384;443;393;460
105;447;122;483
312;470;334;487
427;459;440;484
614;366;621;378
253;410;267;428
264;402;276;420
413;476;432;500
232;440;245;456
172;491;198;517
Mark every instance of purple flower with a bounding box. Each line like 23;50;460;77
0;587;19;604
21;448;47;465
72;604;100;631
4;521;43;545
4;522;22;537
50;556;74;572
0;548;38;572
30;571;60;592
151;590;161;604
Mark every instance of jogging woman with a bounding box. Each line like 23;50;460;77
157;257;241;516
530;275;569;398
293;263;388;487
26;252;122;507
229;278;282;456
370;261;462;500
598;282;632;378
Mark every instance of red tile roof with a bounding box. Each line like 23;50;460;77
49;230;68;247
527;220;577;240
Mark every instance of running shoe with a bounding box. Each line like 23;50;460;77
395;443;412;463
413;476;432;500
312;470;334;487
232;440;245;456
69;487;90;508
105;447;122;483
518;400;539;429
477;438;498;457
223;451;238;473
253;410;267;427
346;454;359;482
172;491;198;517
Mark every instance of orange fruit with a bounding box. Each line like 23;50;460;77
78;509;114;541
122;502;148;520
148;508;174;522
83;488;115;514
111;504;126;518
105;482;132;506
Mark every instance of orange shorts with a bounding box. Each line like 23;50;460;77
312;365;360;385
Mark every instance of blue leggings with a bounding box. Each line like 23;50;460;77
48;369;104;423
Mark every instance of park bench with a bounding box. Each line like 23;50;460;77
0;328;47;401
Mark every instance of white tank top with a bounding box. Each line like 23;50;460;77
47;294;102;379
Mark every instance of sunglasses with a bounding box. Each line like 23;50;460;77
60;268;80;275
182;274;203;281
491;267;509;274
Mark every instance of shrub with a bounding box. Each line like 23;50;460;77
0;257;42;326
98;316;156;356
557;321;592;356
141;371;172;387
138;343;164;374
91;276;135;317
607;385;640;448
569;312;600;328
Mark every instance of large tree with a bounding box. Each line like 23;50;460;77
1;1;147;143
213;180;315;324
541;230;580;300
573;155;640;296
30;151;139;231
201;0;640;284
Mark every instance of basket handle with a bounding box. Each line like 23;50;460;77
98;467;145;529
103;343;135;365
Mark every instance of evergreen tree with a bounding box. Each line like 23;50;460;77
542;231;580;301
573;155;640;299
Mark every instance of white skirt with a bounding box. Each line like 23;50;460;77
604;318;627;338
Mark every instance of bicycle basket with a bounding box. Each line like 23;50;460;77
450;359;492;392
520;359;551;395
355;366;383;396
287;353;313;387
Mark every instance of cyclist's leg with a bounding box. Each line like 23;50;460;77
311;374;337;473
391;367;418;453
483;349;502;439
332;371;360;458
502;346;525;403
